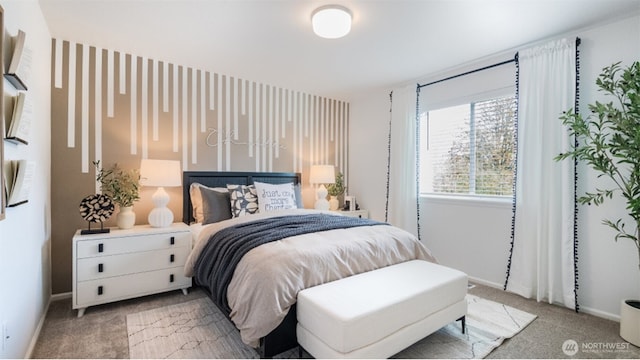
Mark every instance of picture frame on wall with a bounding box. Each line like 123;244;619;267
0;5;6;221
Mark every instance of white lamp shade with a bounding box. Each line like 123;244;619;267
309;165;335;185
311;5;352;39
140;159;181;187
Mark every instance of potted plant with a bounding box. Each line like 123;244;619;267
555;61;640;346
326;172;345;211
94;161;141;229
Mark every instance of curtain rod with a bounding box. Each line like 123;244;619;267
418;37;580;89
417;54;518;89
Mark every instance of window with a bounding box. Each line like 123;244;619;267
420;95;516;197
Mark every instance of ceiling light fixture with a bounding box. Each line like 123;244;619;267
311;5;352;39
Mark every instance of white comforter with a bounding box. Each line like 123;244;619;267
184;209;436;347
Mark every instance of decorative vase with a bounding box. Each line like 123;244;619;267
620;299;640;346
329;196;340;211
116;206;136;229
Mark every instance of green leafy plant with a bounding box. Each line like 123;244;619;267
94;161;141;208
327;172;345;197
555;61;640;270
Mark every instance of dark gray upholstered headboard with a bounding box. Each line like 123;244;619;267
182;171;302;224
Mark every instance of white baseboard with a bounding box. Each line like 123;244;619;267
468;276;504;289
51;292;72;301
24;292;72;358
25;296;51;358
578;305;620;322
468;276;621;322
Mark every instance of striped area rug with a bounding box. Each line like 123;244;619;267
126;294;536;359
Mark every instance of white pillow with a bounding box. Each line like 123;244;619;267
254;182;298;213
189;183;227;223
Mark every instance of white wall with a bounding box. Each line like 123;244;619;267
0;0;51;358
572;15;640;319
348;85;390;222
350;14;640;320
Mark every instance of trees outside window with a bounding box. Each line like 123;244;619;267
420;95;516;197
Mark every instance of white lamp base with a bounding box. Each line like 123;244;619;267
314;184;330;210
148;187;174;228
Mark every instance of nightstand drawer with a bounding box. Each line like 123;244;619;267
76;232;190;258
76;267;191;306
336;210;369;219
76;246;190;281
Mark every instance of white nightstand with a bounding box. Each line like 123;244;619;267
72;223;192;317
336;209;369;219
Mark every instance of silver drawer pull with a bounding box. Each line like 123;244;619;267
98;286;103;295
98;263;104;273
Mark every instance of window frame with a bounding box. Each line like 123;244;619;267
419;89;516;199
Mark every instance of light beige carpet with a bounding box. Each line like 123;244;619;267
126;294;536;359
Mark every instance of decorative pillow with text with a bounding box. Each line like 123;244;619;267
254;182;298;213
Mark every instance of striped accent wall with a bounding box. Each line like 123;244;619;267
51;38;349;179
50;38;350;294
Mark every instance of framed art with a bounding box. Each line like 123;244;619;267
0;4;5;221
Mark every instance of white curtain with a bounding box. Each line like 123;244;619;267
387;84;420;237
506;38;577;309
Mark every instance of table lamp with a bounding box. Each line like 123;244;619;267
309;165;335;210
140;159;181;227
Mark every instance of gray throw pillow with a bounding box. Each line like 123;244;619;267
294;183;303;208
201;186;232;224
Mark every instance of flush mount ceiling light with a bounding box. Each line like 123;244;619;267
311;5;352;39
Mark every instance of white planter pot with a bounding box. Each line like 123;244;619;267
620;299;640;347
329;196;340;211
116;206;136;229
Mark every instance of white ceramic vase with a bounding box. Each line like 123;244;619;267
620;299;640;346
329;196;340;211
116;206;136;229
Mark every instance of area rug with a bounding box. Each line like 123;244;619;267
126;294;536;359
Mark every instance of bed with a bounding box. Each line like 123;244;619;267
182;171;436;358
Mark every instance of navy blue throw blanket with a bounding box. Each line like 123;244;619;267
194;213;387;312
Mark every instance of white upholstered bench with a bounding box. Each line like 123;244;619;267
296;260;468;358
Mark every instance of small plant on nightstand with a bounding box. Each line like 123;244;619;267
94;161;141;229
327;172;345;211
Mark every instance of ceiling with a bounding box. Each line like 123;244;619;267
38;0;640;100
